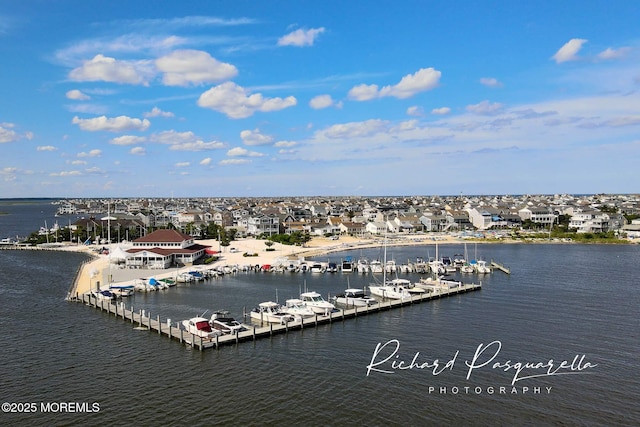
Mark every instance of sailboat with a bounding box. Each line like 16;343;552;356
369;223;419;300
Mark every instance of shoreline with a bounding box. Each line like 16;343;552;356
59;233;637;297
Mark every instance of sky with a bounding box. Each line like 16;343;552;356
1;1;639;198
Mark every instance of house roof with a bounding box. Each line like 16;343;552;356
133;229;192;243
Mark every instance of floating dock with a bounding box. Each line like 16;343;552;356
490;260;511;274
68;282;482;350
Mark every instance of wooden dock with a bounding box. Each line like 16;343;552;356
68;283;481;350
490;260;511;274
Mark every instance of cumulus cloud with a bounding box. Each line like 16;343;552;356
309;94;342;109
552;38;587;63
175;162;190;168
197;82;297;118
50;170;83;177
227;147;264;157
66;89;90;100
466;100;503;115
200;157;212;166
130;146;146;155
278;27;325;47
348;68;441;101
480;77;503;88
36;145;57;151
68;54;153;85
317;119;389;139
240;128;273;146
110;135;147;145
155;49;238;86
431;107;451;115
72;115;151;132
1;167;18;181
148;129;225;151
143;107;175;118
0;123;33;143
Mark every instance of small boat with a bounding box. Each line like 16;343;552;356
299;291;335;315
332;288;378;307
209;311;245;335
182;316;221;339
356;258;370;274
250;302;295;324
281;298;316;319
310;263;325;273
369;279;424;300
92;289;117;301
109;285;134;297
475;260;491;274
176;273;195;283
369;259;383;273
327;262;338;273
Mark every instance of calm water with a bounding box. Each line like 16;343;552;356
0;201;639;426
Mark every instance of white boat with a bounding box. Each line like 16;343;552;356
299;291;335;315
92;289;117;301
209;311;245;335
341;257;354;273
475;260;491;274
176;272;195;283
281;298;316;319
332;288;378;307
310;263;326;273
369;260;383;273
250;301;295;324
415;276;463;291
182;317;221;339
356;258;370;274
109;285;134;297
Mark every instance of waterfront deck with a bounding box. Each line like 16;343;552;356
68;283;482;350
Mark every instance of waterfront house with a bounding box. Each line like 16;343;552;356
126;229;209;268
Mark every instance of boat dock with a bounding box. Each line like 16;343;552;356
490;260;511;274
68;282;482;350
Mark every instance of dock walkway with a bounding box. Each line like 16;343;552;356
68;283;482;350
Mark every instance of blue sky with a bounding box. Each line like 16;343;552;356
1;1;639;198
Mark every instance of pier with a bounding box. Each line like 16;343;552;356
68;283;481;350
490;260;511;274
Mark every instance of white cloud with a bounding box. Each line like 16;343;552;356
317;119;389;139
227;147;264;157
406;106;424;117
309;94;342;109
50;170;83;177
197;82;297;118
175;162;190;168
552;38;587;63
130;146;146;155
72;115;151;132
155;49;238;86
0;123;33;143
219;158;250;165
77;149;102;158
431;107;451;115
348;68;441;101
1;167;18;181
110;135;147;145
148;130;225;151
480;77;503;88
69;160;87;165
278;27;325;47
240;128;273;146
466;100;503;115
274;140;297;148
597;47;631;60
143;107;175;118
169;141;226;151
36;145;57;151
200;157;212;166
66;89;90;100
68;54;154;85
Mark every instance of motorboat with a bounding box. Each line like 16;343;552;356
182;317;221;339
209;311;245;335
475;260;491;274
369;279;424;300
92;289;117;301
341;257;354;273
356;258;370;274
109;285;134;297
281;299;316;319
250;302;295;324
332;288;378;307
299;291;335;315
415;276;462;291
310;263;325;273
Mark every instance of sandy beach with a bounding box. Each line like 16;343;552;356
68;233;469;296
